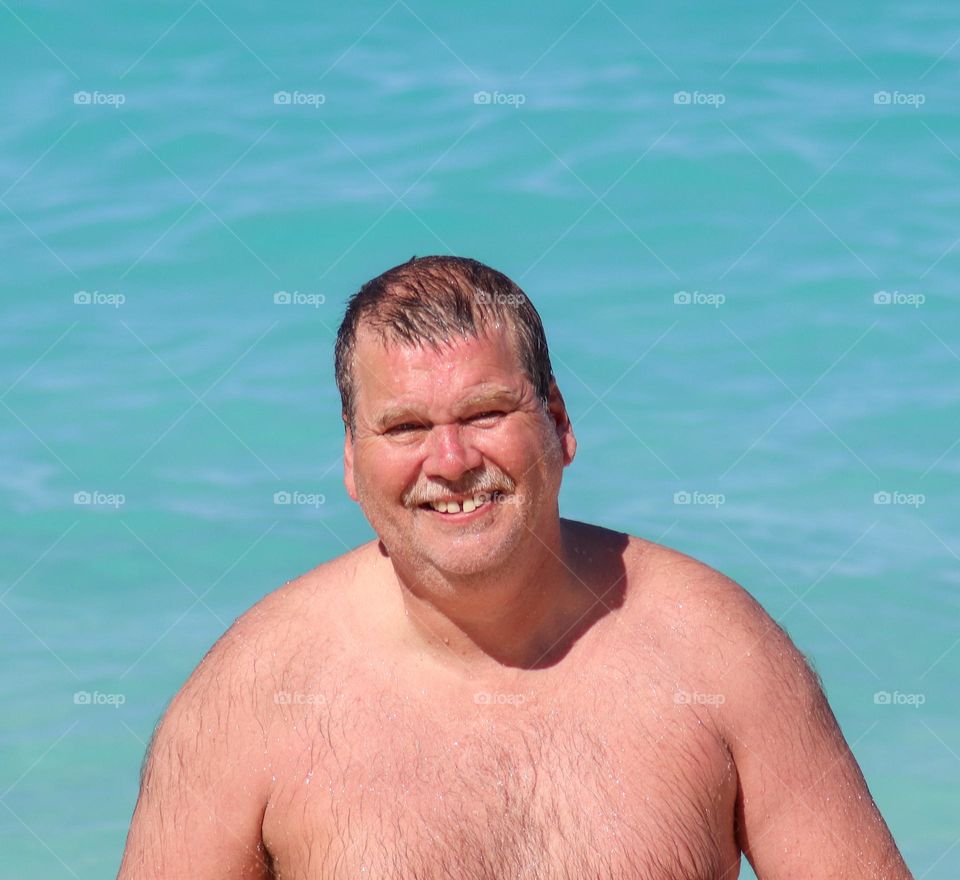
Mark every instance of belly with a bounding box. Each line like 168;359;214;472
262;688;740;879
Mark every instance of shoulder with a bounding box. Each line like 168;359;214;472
140;543;374;789
241;538;375;622
618;532;826;710
120;546;384;878
628;541;912;877
159;541;375;727
625;533;795;640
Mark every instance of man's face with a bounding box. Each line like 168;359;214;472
343;323;576;578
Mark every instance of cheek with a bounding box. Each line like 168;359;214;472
508;421;560;468
462;426;540;478
356;444;421;496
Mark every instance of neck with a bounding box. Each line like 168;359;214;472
385;517;591;672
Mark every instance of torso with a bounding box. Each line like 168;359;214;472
259;525;742;879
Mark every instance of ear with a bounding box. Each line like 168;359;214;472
343;421;358;502
546;379;576;466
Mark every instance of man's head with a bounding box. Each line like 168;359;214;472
335;255;554;435
335;255;576;579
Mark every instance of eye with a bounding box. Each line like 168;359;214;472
468;410;505;424
387;422;426;434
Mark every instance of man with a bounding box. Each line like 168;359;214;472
119;256;913;879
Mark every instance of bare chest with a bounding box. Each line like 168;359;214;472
262;667;740;880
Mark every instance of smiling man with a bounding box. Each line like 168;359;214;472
119;256;913;879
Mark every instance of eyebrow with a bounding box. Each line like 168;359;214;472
373;389;519;430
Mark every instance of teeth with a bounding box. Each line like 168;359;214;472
427;493;498;514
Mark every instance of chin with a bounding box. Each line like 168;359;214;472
409;527;523;578
425;548;508;578
360;492;537;580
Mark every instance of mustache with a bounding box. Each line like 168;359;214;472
403;469;516;508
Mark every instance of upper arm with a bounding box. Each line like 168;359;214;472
118;626;274;879
711;579;912;879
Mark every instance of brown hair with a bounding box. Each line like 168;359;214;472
335;255;554;433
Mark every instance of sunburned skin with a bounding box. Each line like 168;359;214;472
257;527;741;880
118;523;911;879
118;309;913;880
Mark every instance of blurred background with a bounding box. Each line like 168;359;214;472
1;1;958;876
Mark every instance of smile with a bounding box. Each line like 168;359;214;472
419;492;500;516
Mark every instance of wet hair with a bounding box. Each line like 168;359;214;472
334;255;554;434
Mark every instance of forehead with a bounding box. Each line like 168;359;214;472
351;325;527;414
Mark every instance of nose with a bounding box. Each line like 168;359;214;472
422;423;483;482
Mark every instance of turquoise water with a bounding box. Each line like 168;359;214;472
2;2;959;876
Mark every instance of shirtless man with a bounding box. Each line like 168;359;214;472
118;256;913;879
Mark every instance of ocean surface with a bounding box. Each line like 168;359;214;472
2;2;958;876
